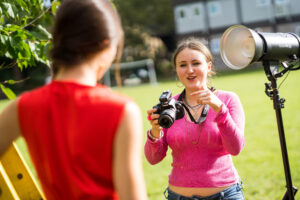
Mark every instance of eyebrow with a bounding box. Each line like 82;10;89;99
177;59;200;63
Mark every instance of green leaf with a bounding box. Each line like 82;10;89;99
2;3;15;19
4;24;21;33
6;80;16;84
0;84;16;100
0;34;9;44
0;16;4;25
51;1;61;15
5;51;13;58
37;24;52;39
17;61;23;71
9;36;17;47
14;0;27;8
28;41;36;52
22;41;31;58
31;24;52;40
11;3;20;21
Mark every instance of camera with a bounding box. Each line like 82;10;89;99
153;90;184;128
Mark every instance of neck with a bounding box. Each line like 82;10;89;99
54;64;99;87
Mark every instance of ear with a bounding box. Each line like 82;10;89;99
100;39;111;48
207;61;212;73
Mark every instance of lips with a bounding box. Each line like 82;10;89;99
187;76;196;80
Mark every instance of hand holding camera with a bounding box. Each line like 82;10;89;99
147;90;184;132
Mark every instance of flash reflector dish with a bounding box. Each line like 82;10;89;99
220;25;263;70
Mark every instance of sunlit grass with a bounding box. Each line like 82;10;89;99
1;68;300;200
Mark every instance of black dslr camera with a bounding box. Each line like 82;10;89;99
153;90;184;128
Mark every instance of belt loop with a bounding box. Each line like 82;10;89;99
240;180;244;189
239;178;244;188
219;191;224;200
164;188;168;199
237;180;244;191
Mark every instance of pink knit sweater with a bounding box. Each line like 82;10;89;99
144;90;245;187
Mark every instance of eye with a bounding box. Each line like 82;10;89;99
192;62;201;66
179;63;187;67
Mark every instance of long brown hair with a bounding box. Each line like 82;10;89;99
50;0;124;82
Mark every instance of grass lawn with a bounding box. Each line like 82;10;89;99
1;68;300;199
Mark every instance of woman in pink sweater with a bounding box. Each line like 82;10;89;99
145;38;245;200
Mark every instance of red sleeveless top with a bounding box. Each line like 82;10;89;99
18;81;131;200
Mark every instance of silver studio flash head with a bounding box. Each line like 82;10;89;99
220;25;300;70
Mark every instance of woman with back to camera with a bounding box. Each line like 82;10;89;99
0;0;147;199
145;37;245;200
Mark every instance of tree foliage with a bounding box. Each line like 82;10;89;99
0;0;60;99
114;0;174;36
113;0;176;78
114;0;175;60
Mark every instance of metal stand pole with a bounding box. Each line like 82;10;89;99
263;61;298;200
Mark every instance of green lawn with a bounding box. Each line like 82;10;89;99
1;68;300;200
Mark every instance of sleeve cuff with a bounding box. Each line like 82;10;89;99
147;129;164;142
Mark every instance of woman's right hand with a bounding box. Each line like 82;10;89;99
147;108;162;138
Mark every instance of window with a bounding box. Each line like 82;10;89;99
180;10;185;18
208;2;221;17
256;0;271;7
210;37;221;55
275;0;289;5
194;7;200;16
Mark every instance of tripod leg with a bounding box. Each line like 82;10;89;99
282;186;298;200
0;142;45;200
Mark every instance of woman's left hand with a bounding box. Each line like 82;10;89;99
190;89;223;113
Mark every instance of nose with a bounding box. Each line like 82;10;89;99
187;64;194;73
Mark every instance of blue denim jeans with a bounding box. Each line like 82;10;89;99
164;182;244;200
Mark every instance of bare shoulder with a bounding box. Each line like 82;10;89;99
117;101;142;138
123;101;141;118
0;98;19;126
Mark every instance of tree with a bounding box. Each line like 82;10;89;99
0;0;60;99
114;0;176;78
114;0;174;36
114;0;175;57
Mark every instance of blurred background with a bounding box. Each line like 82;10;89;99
1;0;300;93
0;0;300;199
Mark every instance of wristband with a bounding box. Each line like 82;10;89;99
147;129;163;141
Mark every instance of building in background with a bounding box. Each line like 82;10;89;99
172;0;300;71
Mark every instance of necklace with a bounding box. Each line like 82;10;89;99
183;97;205;145
183;97;202;121
183;98;201;110
185;115;201;145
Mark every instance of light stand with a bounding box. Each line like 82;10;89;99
263;61;298;200
219;24;300;200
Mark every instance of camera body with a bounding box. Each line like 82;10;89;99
153;90;184;128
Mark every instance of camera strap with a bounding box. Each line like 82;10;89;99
178;88;214;124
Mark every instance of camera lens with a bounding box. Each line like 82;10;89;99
159;109;176;128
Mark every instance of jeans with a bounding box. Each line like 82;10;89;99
164;182;244;200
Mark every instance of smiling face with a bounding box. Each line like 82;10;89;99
175;47;212;92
